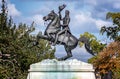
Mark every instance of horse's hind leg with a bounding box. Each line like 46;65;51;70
58;46;72;61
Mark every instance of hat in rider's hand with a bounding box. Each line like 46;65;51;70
59;4;66;11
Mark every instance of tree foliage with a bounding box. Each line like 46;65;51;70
0;0;55;79
100;12;120;41
80;32;106;55
93;42;120;79
93;12;120;78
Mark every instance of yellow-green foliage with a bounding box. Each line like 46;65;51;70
80;32;106;54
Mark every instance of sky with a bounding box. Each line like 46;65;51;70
2;0;120;62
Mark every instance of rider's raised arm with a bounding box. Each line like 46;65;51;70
58;4;66;20
59;11;63;20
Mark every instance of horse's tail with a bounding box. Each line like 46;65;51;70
78;36;95;56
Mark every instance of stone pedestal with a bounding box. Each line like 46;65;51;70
27;59;96;79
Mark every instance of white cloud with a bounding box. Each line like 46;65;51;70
95;19;112;29
74;12;93;25
19;14;44;26
32;14;44;26
71;11;112;33
71;12;96;33
8;3;21;17
18;14;45;34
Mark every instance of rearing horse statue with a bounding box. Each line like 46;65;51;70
36;10;95;60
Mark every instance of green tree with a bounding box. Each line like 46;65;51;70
94;12;120;78
79;32;106;55
0;0;55;79
100;12;120;41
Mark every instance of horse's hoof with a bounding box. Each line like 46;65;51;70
57;58;64;61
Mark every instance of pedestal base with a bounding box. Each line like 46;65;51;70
27;59;95;79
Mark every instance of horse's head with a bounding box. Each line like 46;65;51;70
43;10;56;21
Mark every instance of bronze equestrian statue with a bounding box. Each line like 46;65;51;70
35;4;95;60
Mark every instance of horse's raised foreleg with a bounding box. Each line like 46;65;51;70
58;46;72;60
37;33;51;41
29;32;53;48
